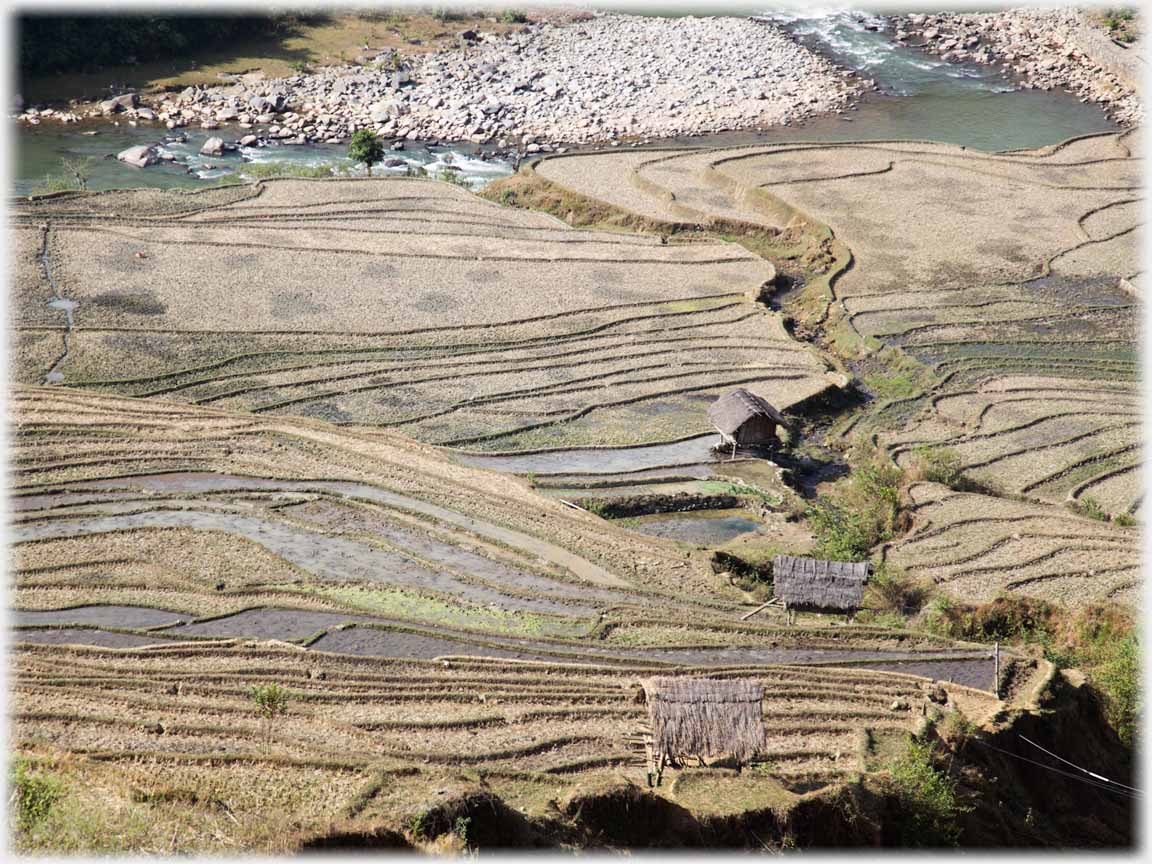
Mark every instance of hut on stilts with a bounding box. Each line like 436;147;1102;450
771;555;872;624
707;388;790;457
633;677;767;786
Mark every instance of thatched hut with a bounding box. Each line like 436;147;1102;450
641;677;766;777
772;555;871;622
708;388;789;451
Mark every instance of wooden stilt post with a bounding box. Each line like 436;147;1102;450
994;640;1001;698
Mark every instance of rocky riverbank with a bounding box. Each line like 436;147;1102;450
892;7;1142;126
15;14;864;150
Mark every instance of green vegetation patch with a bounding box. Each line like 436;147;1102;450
886;738;971;847
282;583;590;639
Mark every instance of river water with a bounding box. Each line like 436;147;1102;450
12;8;1118;194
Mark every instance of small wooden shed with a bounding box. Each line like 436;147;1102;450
708;388;789;450
639;677;766;783
772;555;872;623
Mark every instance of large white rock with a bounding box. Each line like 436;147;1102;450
199;136;225;156
117;144;159;168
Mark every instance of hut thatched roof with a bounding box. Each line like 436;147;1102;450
707;388;789;435
772;555;871;612
642;677;766;762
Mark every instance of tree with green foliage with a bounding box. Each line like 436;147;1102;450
250;683;289;745
348;129;385;176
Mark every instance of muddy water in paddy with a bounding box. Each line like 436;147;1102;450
70;471;628;589
13;628;178;649
10;600;997;689
628;510;765;545
281;498;627;607
13;509;600;617
14;604;187;628
454;435;720;475
165;608;379;641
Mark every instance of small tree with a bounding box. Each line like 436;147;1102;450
348;129;385;176
60;156;94;191
250;683;289;746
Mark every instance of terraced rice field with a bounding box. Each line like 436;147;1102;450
11;386;1017;838
883;482;1141;608
12;639;1010;850
11;177;839;451
9;134;1132;847
531;131;1142;605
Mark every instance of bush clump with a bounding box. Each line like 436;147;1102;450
806;445;904;561
887;738;971;846
9;758;64;833
866;564;929;616
1068;495;1109;522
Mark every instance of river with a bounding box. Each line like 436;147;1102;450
11;8;1119;196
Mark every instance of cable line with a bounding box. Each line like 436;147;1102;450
1018;734;1141;794
968;739;1139;800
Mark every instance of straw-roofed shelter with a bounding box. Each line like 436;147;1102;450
641;677;766;770
708;388;789;449
772;555;871;619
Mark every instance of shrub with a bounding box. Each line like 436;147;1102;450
500;9;528;23
435;168;471;188
1069;495;1109;521
453;815;472;845
1093;632;1138;747
922;595;1139;747
10;758;64;832
348;129;386;176
240;161;346;180
1113;512;1136;527
60;156;94;191
868;564;928;615
32;174;77;195
807;446;904;561
582;500;610;518
290;60;311;74
910;445;965;488
250;683;289;744
887;738;970;846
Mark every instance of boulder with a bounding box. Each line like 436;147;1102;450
117;144;159;168
238;134;258;147
199;136;225;156
100;92;138;114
